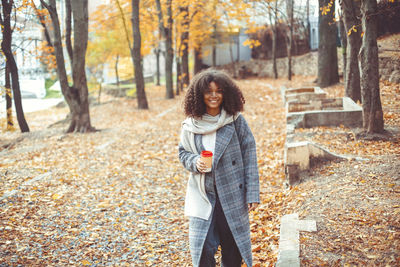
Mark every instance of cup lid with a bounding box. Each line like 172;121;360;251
201;150;213;157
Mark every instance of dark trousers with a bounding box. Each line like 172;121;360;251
199;194;242;267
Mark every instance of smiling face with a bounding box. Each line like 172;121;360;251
203;81;223;116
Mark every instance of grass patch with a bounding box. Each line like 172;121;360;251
126;88;137;97
45;90;62;99
45;78;62;99
45;78;56;90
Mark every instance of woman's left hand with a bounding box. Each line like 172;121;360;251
248;203;259;212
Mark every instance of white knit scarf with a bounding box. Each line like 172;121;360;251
180;109;239;219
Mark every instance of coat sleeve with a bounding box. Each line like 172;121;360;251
178;143;201;173
235;114;260;204
178;128;201;173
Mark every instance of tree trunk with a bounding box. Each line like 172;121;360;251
1;0;30;132
306;0;311;49
359;0;384;133
228;34;236;77
98;81;102;104
32;1;53;48
341;0;362;103
317;0;339;87
287;0;294;80
70;0;95;133
176;58;181;95
5;63;14;130
180;6;189;88
194;47;203;74
155;48;160;85
165;0;174;99
224;12;236;77
236;34;240;62
41;0;81;132
155;0;174;99
338;13;347;83
212;24;217;67
269;0;278;79
65;0;73;68
131;0;148;109
115;54;120;88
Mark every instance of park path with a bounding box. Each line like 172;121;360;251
0;97;64;119
1;77;399;266
0;78;291;266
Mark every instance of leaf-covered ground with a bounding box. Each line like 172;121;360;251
0;77;399;266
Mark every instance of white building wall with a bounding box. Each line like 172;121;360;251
310;17;319;50
202;32;252;66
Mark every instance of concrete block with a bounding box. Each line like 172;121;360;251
285;164;300;185
277;250;300;267
284;141;349;185
285;141;311;171
281;86;327;105
277;213;317;267
286;97;362;129
297;220;317;232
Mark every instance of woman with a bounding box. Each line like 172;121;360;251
179;69;260;267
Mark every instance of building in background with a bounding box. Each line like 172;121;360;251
202;29;252;67
309;4;319;50
0;2;46;99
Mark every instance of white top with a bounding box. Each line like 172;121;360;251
202;131;216;155
202;113;219;155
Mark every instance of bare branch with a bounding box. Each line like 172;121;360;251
31;0;53;47
114;0;133;53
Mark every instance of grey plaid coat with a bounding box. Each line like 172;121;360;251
179;114;260;266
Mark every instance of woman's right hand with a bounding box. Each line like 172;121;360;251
196;158;207;173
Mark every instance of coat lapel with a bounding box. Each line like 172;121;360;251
213;123;234;167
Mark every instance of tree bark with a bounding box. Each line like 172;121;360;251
41;0;80;132
359;0;384;133
1;0;30;132
155;0;174;99
212;23;217;67
155;48;160;85
269;0;278;79
338;13;347;83
306;0;311;49
341;0;362;103
228;35;236;77
5;62;14;130
70;0;94;133
131;0;148;109
176;58;181;95
180;5;190;88
286;0;294;80
65;0;73;68
32;1;53;48
194;47;203;74
115;54;120;88
317;0;339;87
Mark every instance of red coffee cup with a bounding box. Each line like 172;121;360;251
201;150;213;172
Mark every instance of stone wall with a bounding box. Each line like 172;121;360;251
379;56;400;84
224;49;399;84
226;51;343;78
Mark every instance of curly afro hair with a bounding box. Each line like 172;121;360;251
183;69;245;117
